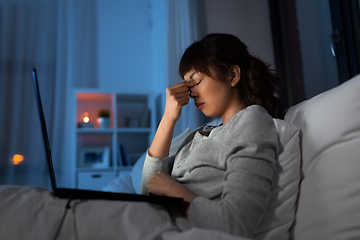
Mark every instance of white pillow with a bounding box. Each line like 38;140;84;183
131;127;192;194
254;119;301;240
284;75;360;240
130;152;146;194
103;174;135;194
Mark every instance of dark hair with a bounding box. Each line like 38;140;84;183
179;33;284;119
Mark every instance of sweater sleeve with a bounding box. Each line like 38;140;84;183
140;127;200;195
187;106;278;238
139;150;169;195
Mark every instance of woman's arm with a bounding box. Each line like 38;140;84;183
140;81;196;195
148;81;196;158
147;171;197;217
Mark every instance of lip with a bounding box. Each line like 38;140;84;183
195;102;204;110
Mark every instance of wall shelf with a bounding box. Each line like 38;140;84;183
71;89;155;191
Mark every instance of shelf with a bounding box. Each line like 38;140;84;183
72;89;155;190
76;167;114;173
116;128;152;133
76;128;152;135
75;166;134;174
77;128;113;134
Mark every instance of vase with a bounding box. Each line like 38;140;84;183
98;117;111;128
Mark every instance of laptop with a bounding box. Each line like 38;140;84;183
32;68;182;205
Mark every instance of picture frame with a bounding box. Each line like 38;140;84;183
78;147;110;168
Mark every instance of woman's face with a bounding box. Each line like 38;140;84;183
184;68;245;124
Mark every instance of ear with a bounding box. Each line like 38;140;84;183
230;65;241;87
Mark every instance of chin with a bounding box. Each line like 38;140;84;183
202;110;217;118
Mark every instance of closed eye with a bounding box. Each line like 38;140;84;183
189;79;203;91
195;80;203;86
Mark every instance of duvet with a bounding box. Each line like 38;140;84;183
0;185;248;240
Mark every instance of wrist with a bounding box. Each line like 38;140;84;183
161;113;178;126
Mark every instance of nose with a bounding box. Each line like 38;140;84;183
189;80;201;98
189;88;197;98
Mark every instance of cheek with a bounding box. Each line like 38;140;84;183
202;82;231;110
204;80;226;95
208;81;229;99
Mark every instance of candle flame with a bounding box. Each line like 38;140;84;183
83;112;90;123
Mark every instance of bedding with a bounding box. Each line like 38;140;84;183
0;116;300;240
2;75;360;240
0;185;251;240
285;74;360;240
255;119;301;240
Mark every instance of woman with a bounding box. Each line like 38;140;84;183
140;33;283;237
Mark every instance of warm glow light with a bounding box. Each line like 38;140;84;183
13;154;24;165
83;112;90;123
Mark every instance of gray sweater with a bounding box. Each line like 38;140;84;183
140;105;279;237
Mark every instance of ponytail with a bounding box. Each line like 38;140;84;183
239;57;284;119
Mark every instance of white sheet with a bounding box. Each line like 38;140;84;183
0;185;251;240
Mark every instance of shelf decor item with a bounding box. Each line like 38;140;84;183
97;109;111;128
78;112;94;128
78;147;110;168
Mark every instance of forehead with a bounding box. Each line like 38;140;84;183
184;67;218;81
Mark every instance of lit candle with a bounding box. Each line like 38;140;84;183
78;112;94;128
83;112;90;123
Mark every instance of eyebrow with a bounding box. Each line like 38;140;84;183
189;71;198;80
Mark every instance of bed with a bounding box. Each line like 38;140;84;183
1;74;360;240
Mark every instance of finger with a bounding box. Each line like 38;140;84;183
151;172;161;178
168;94;190;108
178;96;190;107
187;80;197;87
169;86;191;95
167;82;187;90
182;80;197;87
169;81;197;93
168;91;190;104
173;91;191;99
146;184;156;195
172;81;196;88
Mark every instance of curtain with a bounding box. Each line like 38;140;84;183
151;0;203;136
0;0;98;189
168;0;204;135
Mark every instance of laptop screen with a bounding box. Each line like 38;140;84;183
32;68;58;191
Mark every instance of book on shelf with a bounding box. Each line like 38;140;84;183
139;108;151;128
117;145;128;166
